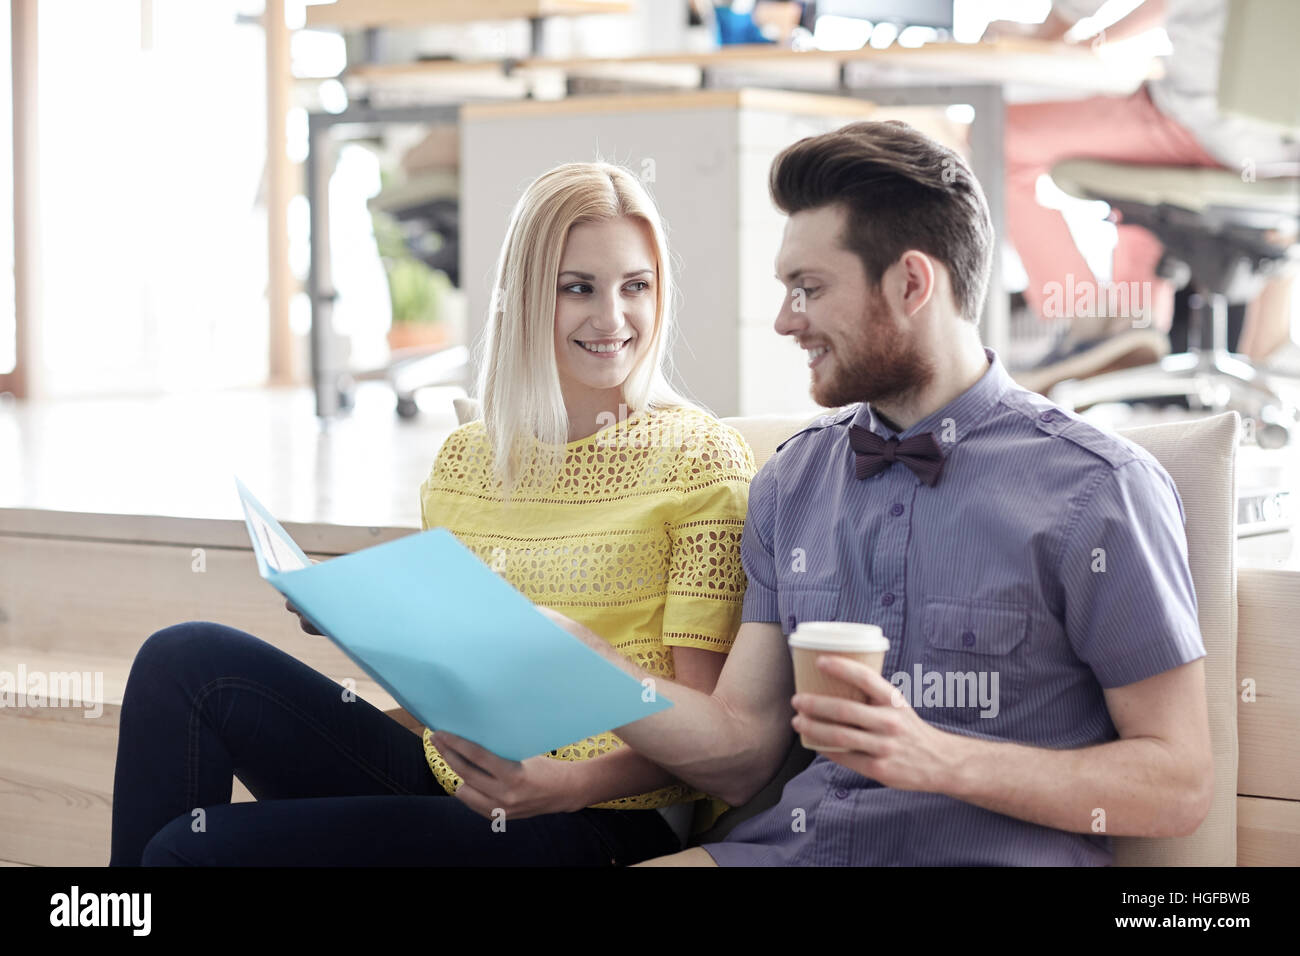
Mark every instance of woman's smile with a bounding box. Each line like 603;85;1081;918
574;336;634;357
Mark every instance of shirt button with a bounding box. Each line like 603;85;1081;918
1039;411;1056;423
890;502;904;516
961;630;976;646
881;592;895;607
835;788;849;799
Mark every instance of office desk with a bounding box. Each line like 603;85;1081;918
307;38;1161;418
345;37;1158;97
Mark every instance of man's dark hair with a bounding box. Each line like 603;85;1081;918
769;120;993;322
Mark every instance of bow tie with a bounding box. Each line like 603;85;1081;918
848;424;945;487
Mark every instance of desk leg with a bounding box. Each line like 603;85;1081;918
307;115;340;420
304;104;461;422
840;83;1009;356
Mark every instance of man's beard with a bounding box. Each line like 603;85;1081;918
812;292;935;410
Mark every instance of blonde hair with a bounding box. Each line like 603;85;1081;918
473;162;703;497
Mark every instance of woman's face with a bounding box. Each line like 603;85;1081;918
552;216;657;403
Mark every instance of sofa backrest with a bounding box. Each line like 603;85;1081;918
451;397;1239;865
716;408;1240;867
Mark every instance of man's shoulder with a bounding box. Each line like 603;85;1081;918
996;385;1156;473
772;405;858;456
757;388;1165;487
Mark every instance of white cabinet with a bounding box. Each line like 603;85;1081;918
460;89;881;417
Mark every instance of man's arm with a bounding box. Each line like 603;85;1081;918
571;646;728;806
794;655;1213;838
381;637;734;806
943;659;1214;836
941;453;1213;837
796;452;1215;839
538;608;795;807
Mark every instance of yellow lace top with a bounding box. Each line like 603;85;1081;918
418;404;755;826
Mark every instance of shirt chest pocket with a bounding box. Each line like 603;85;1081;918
777;585;840;637
919;599;1029;725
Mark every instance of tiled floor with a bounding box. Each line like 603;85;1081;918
0;382;465;529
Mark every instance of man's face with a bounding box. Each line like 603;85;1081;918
774;203;934;411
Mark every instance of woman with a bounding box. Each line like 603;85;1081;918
108;162;756;866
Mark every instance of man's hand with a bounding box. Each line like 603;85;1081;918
431;730;587;819
790;655;965;793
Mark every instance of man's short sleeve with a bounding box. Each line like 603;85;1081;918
1059;458;1206;688
739;463;779;625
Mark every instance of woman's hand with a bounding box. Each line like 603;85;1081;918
431;730;589;819
285;559;323;634
284;597;322;635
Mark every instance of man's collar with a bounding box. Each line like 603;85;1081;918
849;347;1011;453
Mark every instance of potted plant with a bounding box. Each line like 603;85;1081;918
372;208;451;353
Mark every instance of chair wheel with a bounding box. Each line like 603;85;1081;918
1256;421;1289;449
336;374;356;412
396;396;419;419
1156;253;1192;291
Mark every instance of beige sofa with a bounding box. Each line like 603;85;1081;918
448;398;1240;866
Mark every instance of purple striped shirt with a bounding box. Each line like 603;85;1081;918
703;346;1206;866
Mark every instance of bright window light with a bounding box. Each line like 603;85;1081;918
813;15;873;51
952;0;1052;43
38;0;271;395
946;103;976;125
869;21;899;49
291;28;346;78
1064;0;1145;42
318;78;348;114
287;106;309;163
898;26;939;48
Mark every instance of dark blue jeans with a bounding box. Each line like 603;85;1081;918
109;621;682;866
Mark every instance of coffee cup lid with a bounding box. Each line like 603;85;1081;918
788;621;889;652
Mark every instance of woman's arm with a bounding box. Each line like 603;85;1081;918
434;645;733;816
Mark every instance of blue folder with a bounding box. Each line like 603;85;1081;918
235;477;672;761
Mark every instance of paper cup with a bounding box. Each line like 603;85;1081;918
789;622;889;752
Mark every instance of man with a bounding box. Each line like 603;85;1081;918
433;120;1214;866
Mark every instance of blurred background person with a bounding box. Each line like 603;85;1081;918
987;0;1300;392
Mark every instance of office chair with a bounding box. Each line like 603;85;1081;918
1043;0;1300;448
339;140;470;419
